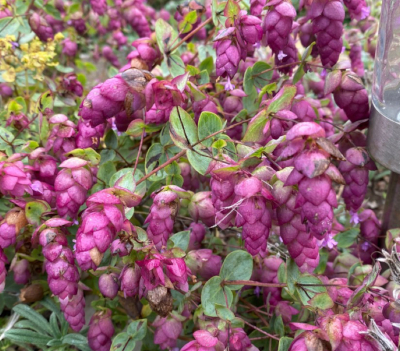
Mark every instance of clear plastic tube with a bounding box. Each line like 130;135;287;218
372;0;400;121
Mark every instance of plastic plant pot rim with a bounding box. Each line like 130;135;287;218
367;103;400;174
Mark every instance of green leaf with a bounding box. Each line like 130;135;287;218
266;85;297;114
15;0;30;15
308;292;334;310
347;262;380;309
40;91;54;111
13;304;53;336
242;110;267;143
105;129;118;149
258;82;277;103
0;127;14;150
145;143;169;181
168;54;186;77
68;3;80;14
286;258;300;295
4;329;52;346
314;249;329;275
8;100;23;114
198;70;210;85
215;304;235;321
14;320;48;334
296;274;326;305
167;230;190;251
187;65;200;76
111;332;134;351
49;313;61;338
335;228;359;248
243;66;255;95
155;18;178;54
61;334;89;346
169;107;198;149
198;112;223;147
165;161;181;175
187;146;212;175
199;57;214;74
127;319;147;341
66;148;101;165
0;17;20;37
224;0;240;18
252;62;273;89
76;73;87;86
212;0;219;25
108;66;119;78
220;250;253;290
201;276;233;317
55;65;74;74
25;200;51;227
97;161;117;186
278;337;294;351
110;168;146;197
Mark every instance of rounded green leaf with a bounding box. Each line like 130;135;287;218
220;250;253;290
201;276;233;317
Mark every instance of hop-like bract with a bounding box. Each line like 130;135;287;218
209;157;238;230
349;43;365;76
188;191;215;227
214;30;242;79
275;35;298;75
90;0;107;15
11;258;30;285
0;248;7;293
153;316;183;350
120;264;141;297
333;72;370;123
88;309;114;351
29;13;54;41
234;177;272;257
0;156;32;198
39;225;79;299
309;0;345;67
59;287;85;332
46;114;77;160
237;10;263;45
254;256;284;305
125;7;151;38
185;249;222;279
76;119;105;149
54;158;93;218
0;208;27;249
61;38;78;57
181;330;225;351
344;0;370;20
273;168;320;273
145;189;181;249
75;203;124;270
263;1;296;54
99;273;119;299
188;222;206;251
339;148;375;212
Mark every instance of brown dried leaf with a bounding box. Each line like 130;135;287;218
316;137;345;160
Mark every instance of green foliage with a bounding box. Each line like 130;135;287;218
4;303;90;351
111;319;147;351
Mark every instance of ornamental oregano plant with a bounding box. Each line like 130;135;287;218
0;0;398;350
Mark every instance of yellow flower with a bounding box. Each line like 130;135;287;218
54;32;64;41
2;67;15;82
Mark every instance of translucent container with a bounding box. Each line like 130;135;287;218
372;0;400;122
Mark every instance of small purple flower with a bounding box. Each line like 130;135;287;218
350;211;360;225
277;50;287;61
317;233;337;249
224;77;235;91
